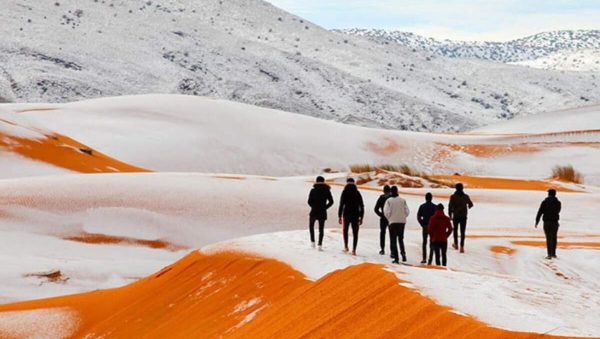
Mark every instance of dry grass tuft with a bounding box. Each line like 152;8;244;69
552;165;583;184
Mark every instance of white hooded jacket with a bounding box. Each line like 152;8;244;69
384;196;410;224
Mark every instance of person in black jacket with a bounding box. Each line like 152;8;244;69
417;192;437;264
448;183;474;253
374;185;392;255
535;189;562;259
308;176;334;250
338;178;364;255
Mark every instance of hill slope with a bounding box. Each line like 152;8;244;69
1;1;599;131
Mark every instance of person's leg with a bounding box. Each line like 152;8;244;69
441;242;448;266
343;218;350;251
379;218;387;253
421;228;428;263
432;242;441;265
388;223;394;256
352;220;359;253
549;223;559;257
309;216;316;244
543;223;552;257
460;217;467;249
399;223;406;261
389;223;399;261
318;219;325;246
428;239;434;265
452;218;459;249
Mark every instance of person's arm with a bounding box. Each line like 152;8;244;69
308;189;314;207
557;200;562;215
384;199;392;221
427;217;433;235
446;219;453;237
535;201;545;227
448;196;454;219
404;200;410;218
467;195;474;209
417;205;424;225
358;192;365;224
338;191;345;220
374;196;384;218
326;190;334;209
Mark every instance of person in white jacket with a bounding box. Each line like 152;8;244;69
384;186;410;263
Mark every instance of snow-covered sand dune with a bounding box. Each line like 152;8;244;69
1;95;598;183
0;95;598;337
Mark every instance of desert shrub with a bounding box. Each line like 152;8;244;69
399;165;419;177
378;164;400;172
349;164;376;173
552;165;583;184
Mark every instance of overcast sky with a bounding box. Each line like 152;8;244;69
266;0;600;41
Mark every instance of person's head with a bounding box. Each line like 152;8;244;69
455;183;464;193
548;189;557;197
425;192;433;202
390;186;399;197
437;203;444;211
316;176;325;183
346;177;355;184
383;185;391;194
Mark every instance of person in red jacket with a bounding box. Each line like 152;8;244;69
428;204;453;266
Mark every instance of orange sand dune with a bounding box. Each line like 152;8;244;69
63;233;184;251
0;129;148;173
430;175;580;193
0;252;574;338
512;241;600;250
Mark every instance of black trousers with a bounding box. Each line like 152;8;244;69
343;218;360;251
422;228;434;263
431;241;448;266
379;218;389;251
543;222;559;257
389;223;406;260
453;216;467;247
309;217;325;246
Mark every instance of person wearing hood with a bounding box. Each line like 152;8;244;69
384;186;410;263
417;192;437;264
307;176;334;250
374;185;392;255
338;178;364;255
535;189;562;259
428;204;453;266
448;183;473;253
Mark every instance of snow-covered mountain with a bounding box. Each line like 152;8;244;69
1;2;599;131
513;49;600;72
339;29;600;63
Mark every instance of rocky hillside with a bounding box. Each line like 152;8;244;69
1;1;598;131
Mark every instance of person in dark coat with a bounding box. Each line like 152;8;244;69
535;189;562;259
307;176;334;250
417;192;437;264
338;178;364;255
428;204;453;266
374;185;392;255
448;183;473;253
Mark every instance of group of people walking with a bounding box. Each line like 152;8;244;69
308;176;563;265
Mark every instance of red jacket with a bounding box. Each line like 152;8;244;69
428;210;453;242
